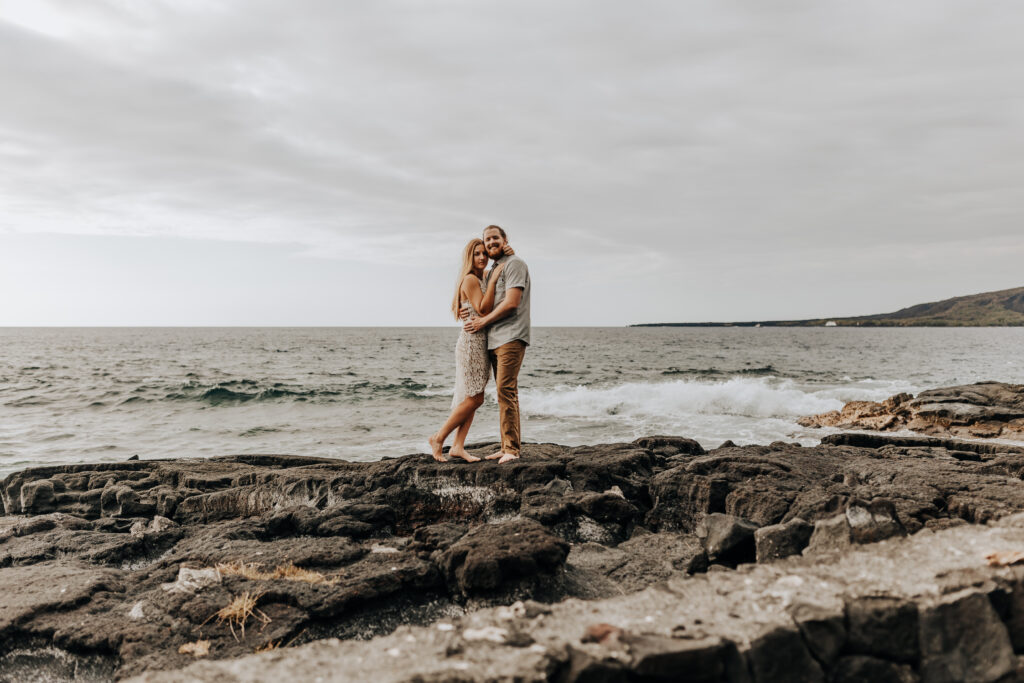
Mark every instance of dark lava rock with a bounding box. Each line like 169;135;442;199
140;515;1024;682
697;513;758;566
436;518;569;596
845;596;919;663
19;479;56;515
566;532;707;597
747;625;824;683
0;564;124;632
807;500;907;555
631;435;705;458
830;656;916;683
918;589;1016;682
846;499;907;544
754;517;814;562
789;600;845;668
624;633;748;683
5;433;1024;679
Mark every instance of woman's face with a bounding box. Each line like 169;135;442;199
473;244;488;270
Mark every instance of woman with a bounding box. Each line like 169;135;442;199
428;239;507;462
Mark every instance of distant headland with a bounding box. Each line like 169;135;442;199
632;285;1024;327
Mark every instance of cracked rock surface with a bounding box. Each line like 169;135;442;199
136;515;1024;683
799;381;1024;440
3;433;1024;680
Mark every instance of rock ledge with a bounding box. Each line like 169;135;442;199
4;432;1024;680
800;381;1024;440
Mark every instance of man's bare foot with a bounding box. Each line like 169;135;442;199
428;434;448;462
449;449;481;463
484;451;520;463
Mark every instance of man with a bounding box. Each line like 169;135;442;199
462;225;530;464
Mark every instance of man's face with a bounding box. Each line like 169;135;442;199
483;229;506;259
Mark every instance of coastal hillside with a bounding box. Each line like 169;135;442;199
634;285;1024;327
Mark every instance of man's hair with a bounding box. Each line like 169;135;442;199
483;225;507;240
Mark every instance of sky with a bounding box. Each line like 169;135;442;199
1;1;1023;326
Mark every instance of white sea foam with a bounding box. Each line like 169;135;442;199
521;376;927;423
513;377;936;450
522;377;844;420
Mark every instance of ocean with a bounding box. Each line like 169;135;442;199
1;326;1023;478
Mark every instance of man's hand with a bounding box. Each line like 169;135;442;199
464;316;486;334
488;262;506;281
458;307;471;321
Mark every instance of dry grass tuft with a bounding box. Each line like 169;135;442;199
270;563;337;584
215;591;270;641
216;561;339;586
215;561;271;582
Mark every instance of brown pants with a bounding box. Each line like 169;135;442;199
489;340;526;455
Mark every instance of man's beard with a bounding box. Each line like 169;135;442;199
487;247;503;258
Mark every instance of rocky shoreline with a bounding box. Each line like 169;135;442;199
4;429;1024;681
799;381;1024;441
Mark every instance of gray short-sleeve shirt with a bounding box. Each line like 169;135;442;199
486;255;531;350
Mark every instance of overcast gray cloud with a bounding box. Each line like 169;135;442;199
1;1;1023;325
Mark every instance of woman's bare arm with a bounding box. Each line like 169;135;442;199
477;264;505;315
458;264;506;319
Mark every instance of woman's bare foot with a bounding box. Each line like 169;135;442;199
448;448;479;464
448;448;481;463
428;434;448;462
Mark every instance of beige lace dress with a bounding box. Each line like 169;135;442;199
452;278;489;408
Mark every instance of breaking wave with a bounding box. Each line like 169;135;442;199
522;377;857;420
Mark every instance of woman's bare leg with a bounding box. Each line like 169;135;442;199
429;395;484;462
450;397;483;462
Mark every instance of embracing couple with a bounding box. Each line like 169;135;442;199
428;225;530;465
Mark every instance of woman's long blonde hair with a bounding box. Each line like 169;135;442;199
451;238;484;319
